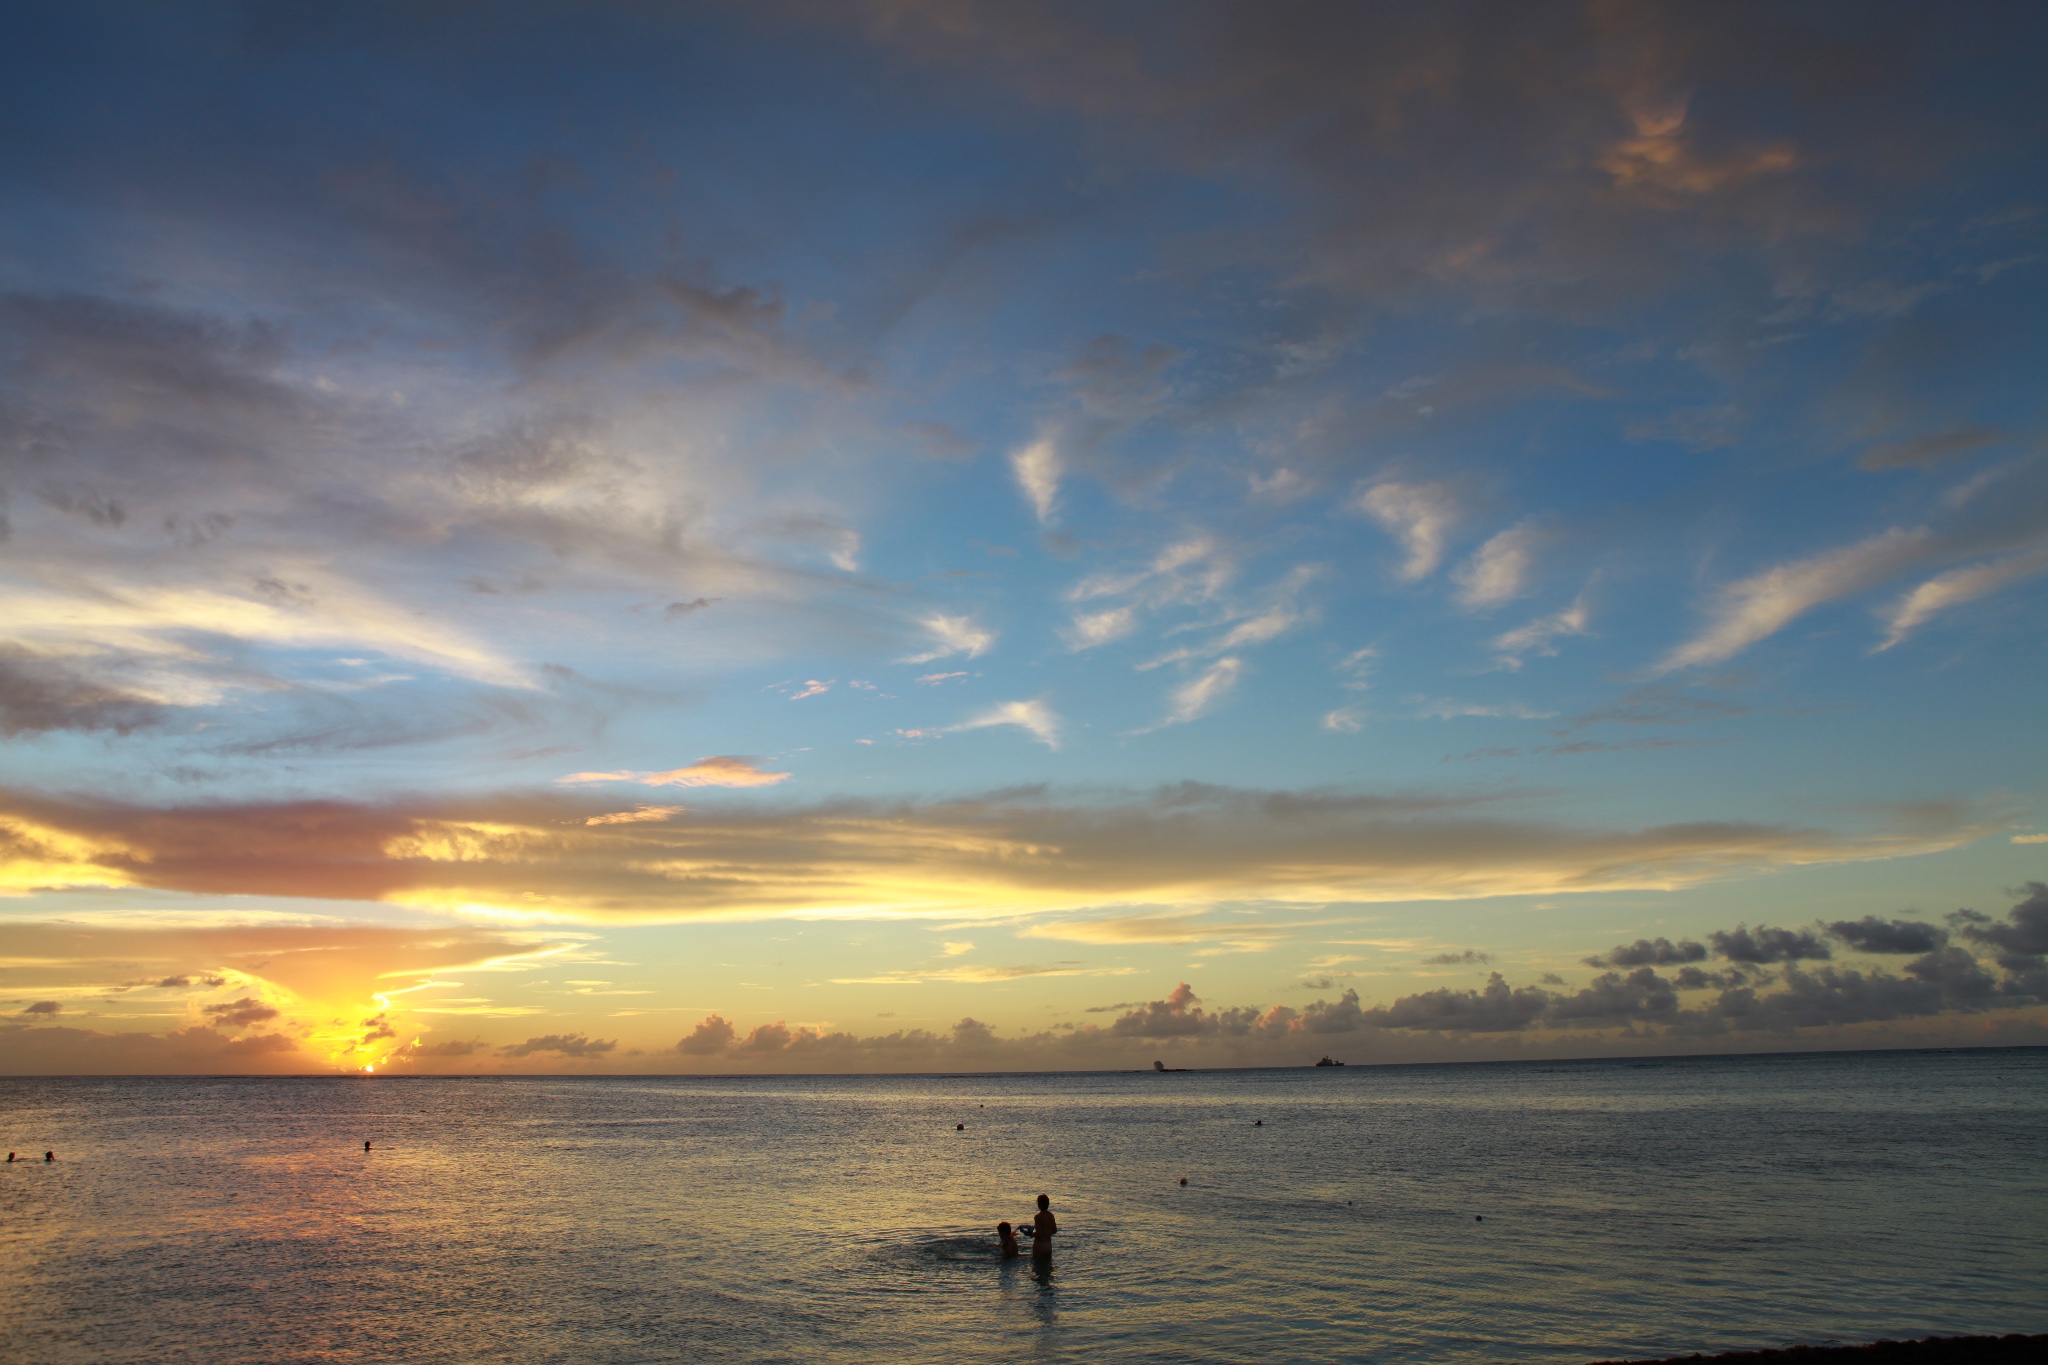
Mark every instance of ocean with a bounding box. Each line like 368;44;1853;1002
3;1048;2044;1364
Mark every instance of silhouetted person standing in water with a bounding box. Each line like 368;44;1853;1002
1026;1193;1056;1257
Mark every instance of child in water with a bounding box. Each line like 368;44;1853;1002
996;1221;1020;1257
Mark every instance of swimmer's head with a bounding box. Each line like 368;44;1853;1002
1036;1193;1050;1210
998;1221;1013;1236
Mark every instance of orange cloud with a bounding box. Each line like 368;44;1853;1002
555;756;791;789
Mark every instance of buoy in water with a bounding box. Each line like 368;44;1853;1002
1179;1177;1187;1186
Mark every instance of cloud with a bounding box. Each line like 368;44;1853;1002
555;756;791;789
1011;434;1061;523
499;1033;616;1058
1954;882;2048;962
1358;481;1460;581
0;646;166;737
1708;923;1832;964
1586;937;1707;968
405;1038;486;1058
0;783;2003;924
900;613;996;665
1425;950;1493;965
1062;606;1136;650
949;698;1061;749
1875;542;2048;649
915;672;967;685
676;1014;737;1055
1656;527;1933;672
20;1000;63;1016
1019;912;1292;950
1453;524;1539;608
1828;916;1947;955
1858;426;2001;471
1490;596;1590;669
1145;657;1241;730
202;996;280;1029
584;805;685;826
1414;698;1553;721
1364;973;1550;1033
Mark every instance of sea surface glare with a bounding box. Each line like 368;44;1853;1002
3;1049;2045;1364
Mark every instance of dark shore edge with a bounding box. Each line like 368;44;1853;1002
1592;1333;2048;1365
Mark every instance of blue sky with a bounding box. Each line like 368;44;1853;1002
2;1;2044;1073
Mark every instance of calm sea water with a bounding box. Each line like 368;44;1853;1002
3;1049;2044;1364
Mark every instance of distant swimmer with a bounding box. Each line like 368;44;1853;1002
956;1123;965;1130
997;1221;1020;1257
1179;1177;1187;1186
45;1151;55;1162
5;1152;12;1163
1023;1193;1056;1257
1253;1119;1262;1126
364;1140;372;1151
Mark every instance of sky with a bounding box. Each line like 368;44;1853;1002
2;0;2045;1075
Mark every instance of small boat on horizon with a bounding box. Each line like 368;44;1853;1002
1314;1056;1345;1067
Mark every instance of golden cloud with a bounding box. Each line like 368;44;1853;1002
0;784;2001;926
555;756;793;789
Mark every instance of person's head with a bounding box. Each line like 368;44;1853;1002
998;1221;1012;1237
1036;1193;1050;1211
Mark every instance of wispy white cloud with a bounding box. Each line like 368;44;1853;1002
1010;434;1061;524
1491;595;1591;670
789;679;833;700
1656;526;1932;673
1063;605;1136;650
556;756;791;788
951;698;1062;748
1414;697;1555;720
1875;541;2048;650
1067;536;1225;604
900;612;995;665
1322;647;1376;732
1358;481;1461;581
1142;657;1242;731
1138;604;1298;670
1454;523;1539;608
915;671;968;685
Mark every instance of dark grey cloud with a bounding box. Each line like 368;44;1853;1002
663;597;718;620
202;997;280;1029
1107;982;1265;1038
20;1000;63;1016
1954;882;2048;961
1586;936;1706;968
1361;974;1548;1034
676;1015;737;1055
0;646;165;737
500;1033;617;1059
408;1038;485;1059
1709;924;1833;964
1671;966;1753;992
1425;949;1492;965
1828;915;1948;955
